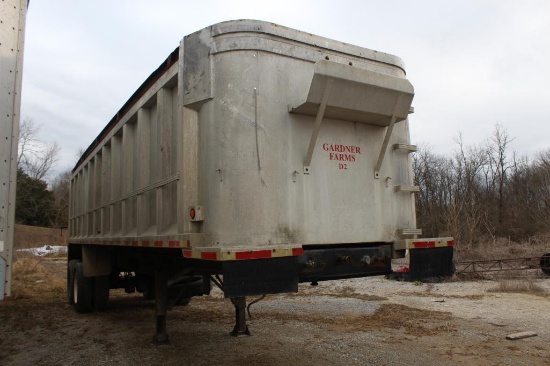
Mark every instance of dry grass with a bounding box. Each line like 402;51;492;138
488;279;547;296
14;224;67;249
7;255;66;302
0;256;69;342
12;256;47;278
456;234;550;262
486;270;547;295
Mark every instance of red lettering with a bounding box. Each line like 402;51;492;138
324;142;361;168
323;143;362;153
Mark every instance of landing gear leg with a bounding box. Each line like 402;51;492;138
230;297;251;336
152;268;170;346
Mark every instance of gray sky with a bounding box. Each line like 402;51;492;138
21;0;550;177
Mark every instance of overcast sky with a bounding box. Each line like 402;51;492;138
21;0;550;178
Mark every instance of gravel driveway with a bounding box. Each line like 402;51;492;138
1;258;549;365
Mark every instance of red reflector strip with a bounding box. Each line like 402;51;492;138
235;250;272;260
292;248;304;256
410;240;454;249
200;252;218;260
71;238;190;248
182;246;303;261
414;241;436;248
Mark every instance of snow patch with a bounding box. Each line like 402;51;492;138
19;245;67;256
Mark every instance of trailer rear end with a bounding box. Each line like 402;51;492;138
68;20;454;342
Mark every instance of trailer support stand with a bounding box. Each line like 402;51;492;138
230;297;251;336
152;268;170;346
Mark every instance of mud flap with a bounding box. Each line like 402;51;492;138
222;257;299;298
408;247;454;279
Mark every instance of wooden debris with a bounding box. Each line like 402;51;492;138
506;331;537;340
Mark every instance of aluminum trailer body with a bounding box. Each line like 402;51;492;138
68;20;453;341
0;0;28;300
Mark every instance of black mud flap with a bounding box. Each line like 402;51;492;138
408;247;454;280
222;257;299;298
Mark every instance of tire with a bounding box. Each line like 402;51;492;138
142;282;155;300
94;275;110;311
67;260;78;305
73;261;93;313
176;297;191;306
541;253;550;276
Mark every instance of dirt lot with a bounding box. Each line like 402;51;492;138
1;256;549;366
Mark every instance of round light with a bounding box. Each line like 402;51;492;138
190;208;196;220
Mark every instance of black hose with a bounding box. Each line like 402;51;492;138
246;295;266;318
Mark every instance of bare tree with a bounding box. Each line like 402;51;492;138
528;150;550;232
17;118;60;181
413;144;452;237
450;134;488;246
486;124;514;231
414;125;550;248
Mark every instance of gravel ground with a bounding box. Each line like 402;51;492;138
1;258;550;365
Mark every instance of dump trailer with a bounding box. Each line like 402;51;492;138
0;0;28;301
68;20;454;343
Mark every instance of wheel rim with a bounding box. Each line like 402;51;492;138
73;276;78;304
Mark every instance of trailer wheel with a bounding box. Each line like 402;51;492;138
142;282;155;300
94;275;110;311
73;261;93;313
67;260;78;305
176;297;191;306
541;253;550;276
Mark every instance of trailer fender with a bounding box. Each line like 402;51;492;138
82;246;112;277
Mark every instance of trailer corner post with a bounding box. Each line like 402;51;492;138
0;0;28;300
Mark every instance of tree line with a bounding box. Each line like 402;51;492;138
16;118;70;228
413;124;550;247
